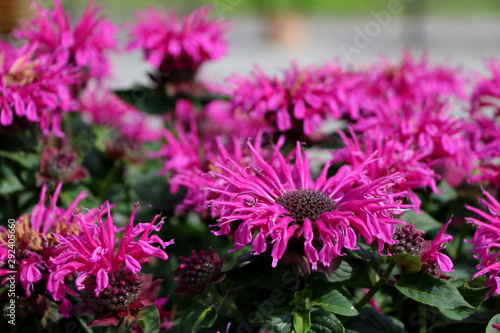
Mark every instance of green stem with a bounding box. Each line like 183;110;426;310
342;262;396;325
418;303;427;333
208;285;246;321
98;160;123;199
355;262;396;311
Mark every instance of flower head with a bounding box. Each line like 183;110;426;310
128;5;228;84
333;127;440;209
229;62;362;137
48;202;173;326
0;183;86;315
206;141;409;273
173;248;224;297
37;144;88;185
14;0;118;81
0;42;80;136
466;191;500;298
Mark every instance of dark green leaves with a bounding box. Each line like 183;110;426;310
136;305;161;333
179;303;217;333
395;272;472;310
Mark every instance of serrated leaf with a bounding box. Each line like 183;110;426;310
345;308;406;333
485;313;500;333
438;284;490;320
260;312;293;333
432;181;458;203
0;164;23;194
311;290;357;317
309;310;344;333
388;254;422;274
402;210;442;232
137;305;160;333
395;272;473;310
179;303;217;333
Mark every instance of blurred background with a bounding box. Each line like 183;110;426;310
2;0;500;88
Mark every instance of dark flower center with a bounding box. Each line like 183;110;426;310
276;190;335;223
96;275;142;312
179;256;216;290
390;224;424;256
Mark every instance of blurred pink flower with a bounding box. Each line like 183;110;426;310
363;50;466;106
14;0;118;81
79;88;163;143
0;183;86;315
206;141;409;273
128;5;228;83
0;42;80;136
48;202;173;326
353;97;476;187
471;58;500;115
466;191;500;298
229;62;362;137
333;127;439;209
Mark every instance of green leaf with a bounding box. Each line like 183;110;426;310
438;284;490;320
485;313;500;333
293;311;312;333
179;303;217;333
345;308;406;333
402;210;442;232
432;181;458;203
260;312;293;332
311;290;358;317
388;254;422;274
309;310;344;333
395;272;473;310
0;164;23;194
137;305;160;333
327;260;354;283
0;150;38;169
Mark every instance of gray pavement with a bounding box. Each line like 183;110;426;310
107;14;500;89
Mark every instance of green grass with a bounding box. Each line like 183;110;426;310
73;0;500;16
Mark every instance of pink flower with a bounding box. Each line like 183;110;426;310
0;183;86;315
353;97;476;187
229;62;362;137
363;50;466;106
79;88;163;143
333;127;440;209
466;191;500;298
206;141;409;273
14;0;118;81
48;202;173;326
127;5;228;84
0;42;80;136
419;220;454;278
471;58;500;115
